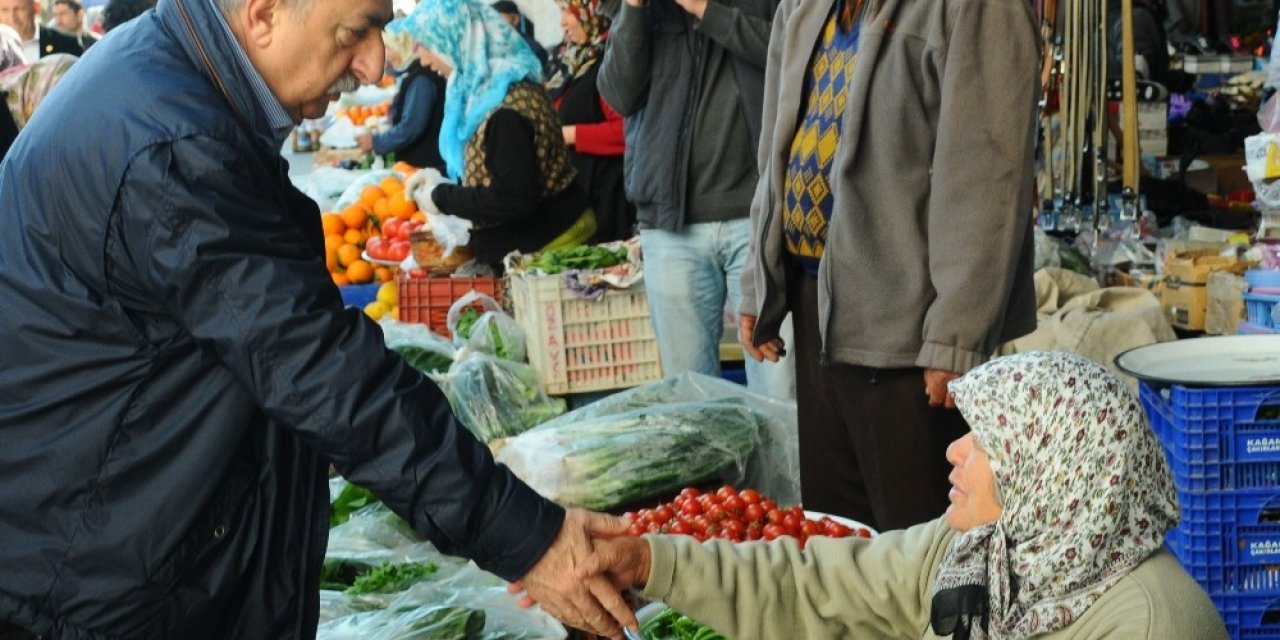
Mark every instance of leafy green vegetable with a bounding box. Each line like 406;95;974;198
527;245;629;274
497;400;762;510
330;482;378;528
640;607;726;640
437;357;565;442
345;561;440;595
319;559;368;591
455;307;482;340
393;344;456;375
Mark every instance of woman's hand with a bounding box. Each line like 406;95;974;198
562;125;577;147
355;132;374;153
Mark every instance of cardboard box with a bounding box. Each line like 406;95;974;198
1200;154;1251;196
1111;262;1164;299
1204;271;1247;335
1161;251;1252;331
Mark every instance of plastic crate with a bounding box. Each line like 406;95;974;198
1140;383;1280;492
1167;492;1280;593
339;283;381;308
1211;593;1280;639
1245;293;1280;330
509;273;662;395
397;275;500;339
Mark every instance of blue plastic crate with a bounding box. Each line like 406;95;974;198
1139;384;1280;492
1212;593;1280;639
1245;293;1280;330
339;283;380;309
1168;518;1280;593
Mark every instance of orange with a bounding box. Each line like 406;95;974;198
321;213;345;237
379;176;404;195
373;197;391;220
410;211;427;224
324;234;344;253
343;228;365;246
345;260;374;284
392;161;419;177
331;272;351;287
374;266;393;282
336;243;362;267
358;185;386;210
326;249;338;272
340;203;369;230
387;191;416;218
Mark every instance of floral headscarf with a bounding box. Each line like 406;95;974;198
2;54;77;130
930;351;1178;639
544;0;609;99
385;0;543;179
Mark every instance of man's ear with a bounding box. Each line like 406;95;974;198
242;0;285;47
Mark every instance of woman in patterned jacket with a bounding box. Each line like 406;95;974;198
386;0;594;267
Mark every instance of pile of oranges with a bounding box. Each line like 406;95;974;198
337;101;391;127
322;162;426;287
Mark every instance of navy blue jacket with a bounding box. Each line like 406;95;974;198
0;1;563;637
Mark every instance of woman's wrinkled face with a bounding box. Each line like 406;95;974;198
944;433;1002;532
559;7;587;45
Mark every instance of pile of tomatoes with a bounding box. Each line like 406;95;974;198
623;486;873;546
365;216;422;264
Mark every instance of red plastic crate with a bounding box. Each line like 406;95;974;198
397;274;500;339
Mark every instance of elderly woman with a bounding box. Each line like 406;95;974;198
386;0;594;267
592;351;1227;639
1;54;76;161
546;0;633;243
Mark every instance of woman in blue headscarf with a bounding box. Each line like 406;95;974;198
387;0;595;267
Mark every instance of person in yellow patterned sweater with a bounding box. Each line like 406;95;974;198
387;0;595;267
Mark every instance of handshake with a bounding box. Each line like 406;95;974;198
510;509;654;639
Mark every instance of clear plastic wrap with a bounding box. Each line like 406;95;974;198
494;396;765;510
446;292;527;363
531;373;800;506
429;356;565;442
381;320;457;374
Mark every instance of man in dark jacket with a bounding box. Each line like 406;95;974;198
597;0;794;400
0;0;635;637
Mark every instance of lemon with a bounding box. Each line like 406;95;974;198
376;281;398;306
363;300;391;321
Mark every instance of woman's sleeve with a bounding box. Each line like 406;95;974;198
642;519;955;639
372;76;437;157
431;109;542;225
570;95;626;156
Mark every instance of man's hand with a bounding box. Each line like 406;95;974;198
740;314;785;363
581;534;652;590
354;132;374;153
924;368;960;409
513;509;637;638
673;0;708;18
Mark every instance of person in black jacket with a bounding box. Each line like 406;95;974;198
0;0;635;637
389;0;595;267
0;0;83;59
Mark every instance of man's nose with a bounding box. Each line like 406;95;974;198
351;34;387;85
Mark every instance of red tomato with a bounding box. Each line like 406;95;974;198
627;523;645;536
857;528;873;539
743;503;764;524
739;488;762;505
679;487;701;500
824;521;854;538
782;513;802;535
365;237;386;260
680;500;703;517
388;240;411;262
722;495;746;515
766;509;785;525
668;519;692;535
715;485;737;501
746;524;763;541
690;516;710;535
760;499;778;513
653;506;674;525
721;518;746;537
623;511;637;522
800;520;821;537
707;507;729;523
382;217;403;240
762;524;786;541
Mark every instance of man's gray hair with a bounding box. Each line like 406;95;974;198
214;0;312;17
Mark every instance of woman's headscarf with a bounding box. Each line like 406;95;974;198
544;0;610;99
385;0;543;179
2;54;77;130
930;351;1178;639
0;25;24;73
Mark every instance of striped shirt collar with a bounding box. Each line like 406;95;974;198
207;0;295;144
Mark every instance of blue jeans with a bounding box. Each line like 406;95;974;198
641;219;795;400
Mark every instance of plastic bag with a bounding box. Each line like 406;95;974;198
446;292;526;362
495;397;764;510
333;169;396;212
381;320;457;374
294;166;369;211
429;356;565;442
534;372;800;506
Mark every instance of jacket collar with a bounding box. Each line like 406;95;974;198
156;0;295;149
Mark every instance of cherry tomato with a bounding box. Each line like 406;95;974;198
627;523;645;536
715;485;737;501
653;506;675;525
760;499;778;513
623;511;637;522
743;503;765;524
739;488;762;505
746;524;763;541
679;487;701;500
722;495;746;515
680;500;703;517
762;524;786;541
668;519;692;535
708;507;729;523
800;520;821;537
824;522;854;538
766;509;785;525
782;513;802;535
858;528;873;539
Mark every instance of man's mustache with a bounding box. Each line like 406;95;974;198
327;73;361;95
